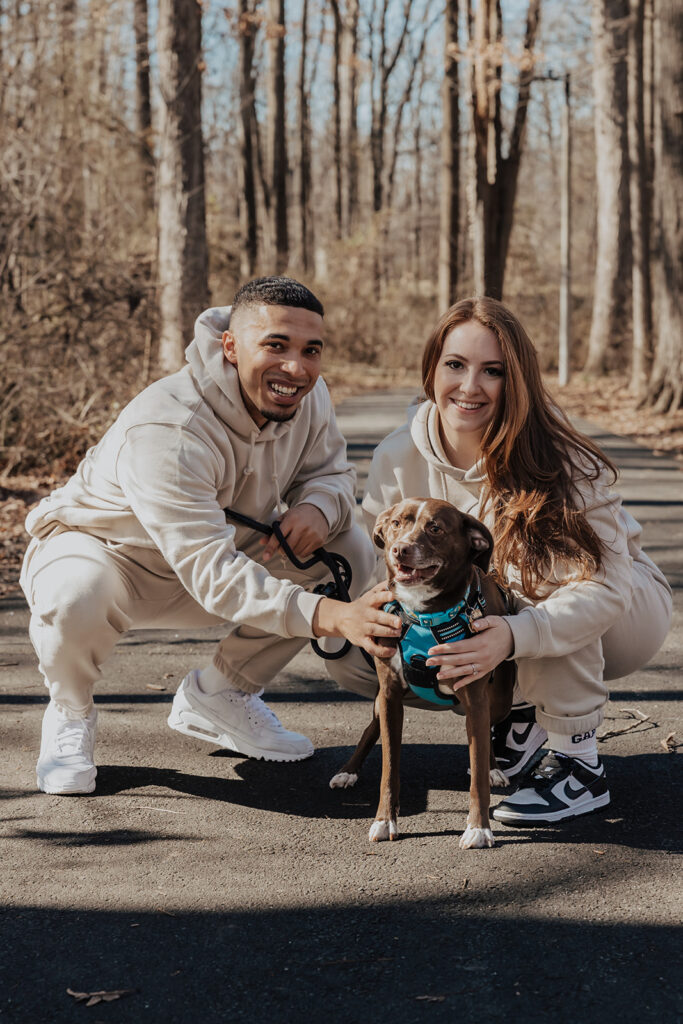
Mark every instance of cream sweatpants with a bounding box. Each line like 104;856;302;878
325;557;673;736
21;523;376;718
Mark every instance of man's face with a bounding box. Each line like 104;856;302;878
222;304;324;426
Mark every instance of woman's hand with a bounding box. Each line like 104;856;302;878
425;616;514;692
312;582;401;659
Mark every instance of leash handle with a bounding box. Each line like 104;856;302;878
224;505;368;664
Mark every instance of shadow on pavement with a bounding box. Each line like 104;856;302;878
1;747;671;854
1;902;680;1023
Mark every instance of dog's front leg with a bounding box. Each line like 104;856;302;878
458;685;495;849
369;659;403;842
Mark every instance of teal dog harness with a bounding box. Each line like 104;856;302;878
385;572;489;708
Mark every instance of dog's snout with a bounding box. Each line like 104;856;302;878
391;542;411;560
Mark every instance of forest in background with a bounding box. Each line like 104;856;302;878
0;0;681;492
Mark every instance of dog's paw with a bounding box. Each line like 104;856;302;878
369;819;398;842
490;768;510;787
329;771;358;789
459;824;495;850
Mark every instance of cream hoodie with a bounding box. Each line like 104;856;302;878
26;307;357;639
362;400;670;662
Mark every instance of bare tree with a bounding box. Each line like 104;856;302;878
628;0;652;397
439;0;460;311
370;0;413;215
134;0;155;213
584;0;631;374
156;0;210;373
468;0;542;299
238;0;259;276
267;0;289;272
297;0;313;270
646;0;682;411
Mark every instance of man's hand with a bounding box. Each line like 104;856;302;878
261;504;329;563
425;616;514;692
312;582;401;659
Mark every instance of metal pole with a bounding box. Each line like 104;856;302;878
558;72;571;387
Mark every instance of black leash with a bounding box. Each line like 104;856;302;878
223;506;358;662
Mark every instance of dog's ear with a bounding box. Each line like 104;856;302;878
462;513;494;572
372;507;395;550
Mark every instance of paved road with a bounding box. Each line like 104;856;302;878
1;390;681;1023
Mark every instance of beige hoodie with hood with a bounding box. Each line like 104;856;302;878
26;307;356;640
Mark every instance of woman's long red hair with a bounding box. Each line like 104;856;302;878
422;297;618;598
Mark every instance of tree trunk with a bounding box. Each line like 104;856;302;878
267;0;289;273
585;0;631;375
297;0;313;270
156;0;210;374
133;0;155;213
469;0;540;299
339;0;359;235
438;0;459;311
628;0;652;397
645;0;683;411
331;2;343;238
238;0;258;277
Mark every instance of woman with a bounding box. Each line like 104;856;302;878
331;296;672;826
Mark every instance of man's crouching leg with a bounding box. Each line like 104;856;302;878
169;522;376;763
21;533;133;795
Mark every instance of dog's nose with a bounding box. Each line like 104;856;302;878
391;543;410;560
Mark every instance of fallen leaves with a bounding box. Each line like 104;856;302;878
145;683;166;691
67;987;135;1007
660;731;678;753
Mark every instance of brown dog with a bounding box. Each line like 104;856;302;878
330;498;515;849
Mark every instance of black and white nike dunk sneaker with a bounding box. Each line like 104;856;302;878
491;704;547;780
492;751;610;825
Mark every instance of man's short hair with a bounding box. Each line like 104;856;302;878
231;276;324;318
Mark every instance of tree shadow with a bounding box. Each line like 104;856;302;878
0;901;680;1023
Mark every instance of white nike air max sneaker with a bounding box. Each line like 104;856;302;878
36;702;98;794
168;670;314;762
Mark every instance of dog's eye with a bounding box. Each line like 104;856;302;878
427;522;442;534
391;519;401;528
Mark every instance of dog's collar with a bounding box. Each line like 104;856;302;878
387;571;487;644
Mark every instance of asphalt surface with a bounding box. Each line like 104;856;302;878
1;388;681;1023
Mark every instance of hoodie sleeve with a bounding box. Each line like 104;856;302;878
116;423;322;638
283;383;356;535
505;471;634;660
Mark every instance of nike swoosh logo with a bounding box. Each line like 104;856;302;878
510;722;534;746
562;778;588;802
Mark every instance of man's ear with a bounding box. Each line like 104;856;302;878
462;513;494;572
222;330;238;365
372;507;394;550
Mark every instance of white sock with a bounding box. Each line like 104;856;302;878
547;729;599;767
197;664;242;696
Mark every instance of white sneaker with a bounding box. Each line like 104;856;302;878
168;670;314;763
36;702;97;794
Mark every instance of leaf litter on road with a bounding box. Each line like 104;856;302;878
67;987;135;1007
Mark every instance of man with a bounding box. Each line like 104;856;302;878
22;276;401;794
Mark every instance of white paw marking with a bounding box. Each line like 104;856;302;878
329;771;358;789
490;768;510;787
369;819;398;842
459;825;495;850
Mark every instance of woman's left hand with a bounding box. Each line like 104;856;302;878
425;616;514;692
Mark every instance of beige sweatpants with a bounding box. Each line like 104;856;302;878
21;523;376;717
326;557;673;735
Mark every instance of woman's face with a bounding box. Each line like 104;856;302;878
432;319;505;455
